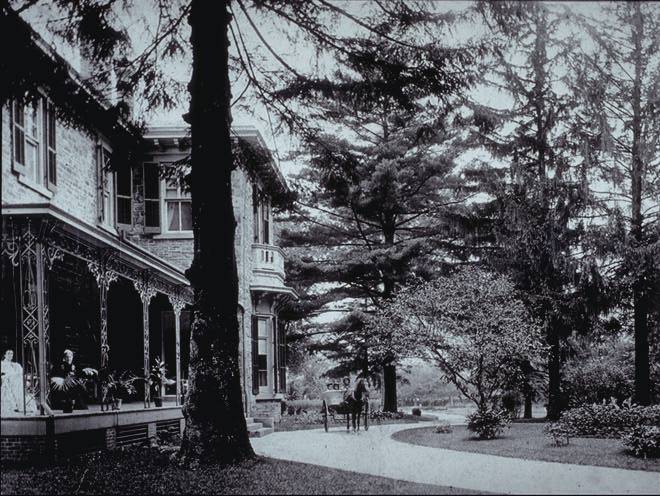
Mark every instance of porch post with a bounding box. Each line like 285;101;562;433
2;220;62;416
88;260;118;369
168;295;185;406
134;278;156;408
35;242;48;416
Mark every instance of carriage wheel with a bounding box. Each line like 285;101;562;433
363;400;369;431
322;401;329;432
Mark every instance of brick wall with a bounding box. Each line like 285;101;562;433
1;436;49;464
2;104;99;228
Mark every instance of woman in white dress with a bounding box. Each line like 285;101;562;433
1;349;37;415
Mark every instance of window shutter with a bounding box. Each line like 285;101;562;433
272;316;278;393
143;163;161;231
278;319;286;393
11;101;27;175
251;315;259;395
45;100;57;190
96;144;105;222
252;185;259;243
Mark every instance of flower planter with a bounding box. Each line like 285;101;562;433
113;398;123;410
153;397;163;407
62;399;74;413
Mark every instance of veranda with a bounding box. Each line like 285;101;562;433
1;210;192;462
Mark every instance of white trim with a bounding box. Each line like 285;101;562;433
153;232;193;240
160;175;192;235
17;174;53;199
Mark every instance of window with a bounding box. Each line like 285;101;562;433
251;315;273;395
252;187;271;244
143;163;160;230
11;98;56;189
97;145;115;228
116;167;132;225
163;179;192;232
257;318;269;389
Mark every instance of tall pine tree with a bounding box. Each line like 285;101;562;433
569;2;660;405
473;1;590;420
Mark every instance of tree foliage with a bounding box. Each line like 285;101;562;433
368;267;545;410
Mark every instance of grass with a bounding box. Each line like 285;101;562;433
0;446;479;495
392;423;660;472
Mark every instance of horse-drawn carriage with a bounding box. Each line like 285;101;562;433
320;379;369;432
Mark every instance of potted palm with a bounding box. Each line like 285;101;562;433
51;367;97;413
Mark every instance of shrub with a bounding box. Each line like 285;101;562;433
544;422;574;446
370;410;405;421
435;422;453;434
621;425;660;459
412;407;422;416
563;341;634;408
466;408;510;440
558;400;660;438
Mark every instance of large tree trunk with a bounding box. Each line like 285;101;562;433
630;4;651;406
382;362;398;413
179;0;254;463
381;222;398;413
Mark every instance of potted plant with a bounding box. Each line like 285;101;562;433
102;371;137;410
50;367;97;413
149;358;174;407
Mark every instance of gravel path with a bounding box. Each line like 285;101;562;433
251;422;660;495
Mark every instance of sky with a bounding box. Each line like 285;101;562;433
19;0;640;181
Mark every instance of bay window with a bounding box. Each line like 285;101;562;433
252;186;271;245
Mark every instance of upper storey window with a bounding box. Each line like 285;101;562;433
11;98;57;191
252;186;271;245
96;145;115;229
163;178;192;233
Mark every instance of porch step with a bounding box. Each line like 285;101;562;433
245;417;254;424
249;427;273;438
246;422;262;431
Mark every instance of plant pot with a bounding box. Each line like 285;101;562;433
113;398;123;410
62;399;74;413
154;397;163;407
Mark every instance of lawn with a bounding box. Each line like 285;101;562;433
1;446;479;495
392;423;660;472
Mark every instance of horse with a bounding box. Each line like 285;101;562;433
344;378;369;431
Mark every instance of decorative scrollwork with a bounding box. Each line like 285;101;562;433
87;260;118;290
134;275;157;304
168;293;187;316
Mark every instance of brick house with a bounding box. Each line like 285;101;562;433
1;10;293;462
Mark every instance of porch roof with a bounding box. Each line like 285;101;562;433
2;203;191;299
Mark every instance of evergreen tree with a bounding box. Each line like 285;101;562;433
569;2;660;405
274;21;487;412
473;1;590;420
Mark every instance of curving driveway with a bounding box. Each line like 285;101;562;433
251;422;660;495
